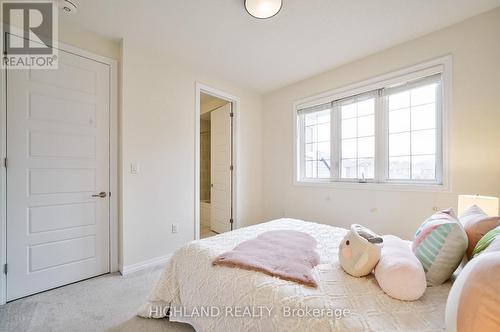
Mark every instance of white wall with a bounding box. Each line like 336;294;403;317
262;8;500;240
121;39;263;268
59;20;121;60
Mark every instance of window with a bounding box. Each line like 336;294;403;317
295;62;447;187
303;107;331;179
339;93;376;180
386;77;440;181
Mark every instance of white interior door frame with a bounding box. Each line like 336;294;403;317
0;41;119;305
195;83;240;240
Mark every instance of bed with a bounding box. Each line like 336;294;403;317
139;218;451;331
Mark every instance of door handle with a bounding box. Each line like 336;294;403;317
92;192;107;198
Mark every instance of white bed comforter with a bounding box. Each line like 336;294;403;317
139;218;451;331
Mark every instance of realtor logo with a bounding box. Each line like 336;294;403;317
1;0;58;69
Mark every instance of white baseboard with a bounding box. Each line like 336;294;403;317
120;254;172;276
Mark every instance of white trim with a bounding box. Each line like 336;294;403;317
295;58;448;109
292;55;452;192
0;41;119;305
195;83;240;240
0;50;7;306
294;179;450;192
121;254;172;276
108;58;120;275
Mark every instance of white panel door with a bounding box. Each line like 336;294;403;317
210;104;232;234
6;48;110;300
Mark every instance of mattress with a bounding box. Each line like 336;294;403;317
139;218;451;331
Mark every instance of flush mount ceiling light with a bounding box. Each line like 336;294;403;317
245;0;283;19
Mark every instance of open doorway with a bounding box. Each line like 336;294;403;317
196;84;238;239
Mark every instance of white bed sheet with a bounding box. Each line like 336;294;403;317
139;218;451;331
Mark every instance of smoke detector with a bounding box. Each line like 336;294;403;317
59;0;78;15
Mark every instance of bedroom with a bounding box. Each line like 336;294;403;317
1;0;500;331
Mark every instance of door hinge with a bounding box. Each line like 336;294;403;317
230;165;234;171
3;157;7;168
229;218;234;224
3;264;7;275
109;192;112;197
229;112;234;118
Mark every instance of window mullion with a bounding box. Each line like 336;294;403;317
409;91;413;180
331;103;339;181
336;104;341;181
435;83;444;184
299;115;305;181
355;101;359;180
376;90;387;182
329;106;334;181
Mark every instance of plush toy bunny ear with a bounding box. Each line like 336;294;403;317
368;237;383;244
355;224;384;244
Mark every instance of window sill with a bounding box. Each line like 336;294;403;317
293;179;450;192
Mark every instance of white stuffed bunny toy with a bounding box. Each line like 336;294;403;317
339;224;384;277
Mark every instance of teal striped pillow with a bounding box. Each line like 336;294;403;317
412;209;468;286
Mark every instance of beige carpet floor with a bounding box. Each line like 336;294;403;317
0;265;194;332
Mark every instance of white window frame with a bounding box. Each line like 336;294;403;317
293;56;452;191
336;90;378;182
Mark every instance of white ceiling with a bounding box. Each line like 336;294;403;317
62;0;500;93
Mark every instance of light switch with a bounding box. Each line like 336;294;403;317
172;223;179;233
130;163;139;174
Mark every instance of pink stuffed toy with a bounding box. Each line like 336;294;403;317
374;235;427;301
339;225;427;301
